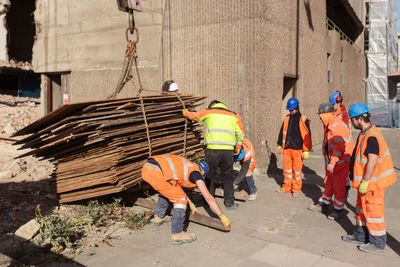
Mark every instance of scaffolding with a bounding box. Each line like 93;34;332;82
366;0;399;127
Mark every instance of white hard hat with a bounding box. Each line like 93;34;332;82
168;82;179;92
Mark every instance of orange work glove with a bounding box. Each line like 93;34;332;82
182;109;188;116
219;214;231;231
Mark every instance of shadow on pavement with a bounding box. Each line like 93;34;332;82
267;156;324;204
0;179;85;266
1;234;84;266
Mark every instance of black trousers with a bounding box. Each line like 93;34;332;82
205;149;234;206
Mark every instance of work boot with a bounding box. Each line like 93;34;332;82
308;203;322;212
292;192;300;198
341;234;364;244
171;232;197;245
152;215;169;227
225;203;239;210
358;243;384;253
276;187;290;193
327;209;343;220
248;193;257;201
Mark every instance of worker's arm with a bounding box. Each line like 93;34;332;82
327;125;347;172
234;117;245;149
277;123;283;146
363;153;378;182
185;109;208;122
363;137;379;182
196;179;224;216
305;119;311;139
233;160;250;185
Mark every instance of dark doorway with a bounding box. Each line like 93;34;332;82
0;74;18;96
282;76;297;119
0;73;41;98
6;0;36;62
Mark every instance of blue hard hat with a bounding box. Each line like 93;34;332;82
329;91;342;105
348;103;369;119
197;161;209;176
234;148;245;162
286;97;299;111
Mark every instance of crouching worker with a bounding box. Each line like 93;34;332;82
141;154;231;245
233;137;257;200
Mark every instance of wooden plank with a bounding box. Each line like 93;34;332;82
122;196;228;232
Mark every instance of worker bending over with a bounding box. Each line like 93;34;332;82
276;97;312;197
183;100;244;210
142;154;230;245
341;103;396;253
308;103;354;219
233;137;257;201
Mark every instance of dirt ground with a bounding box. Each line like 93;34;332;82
0;94;55;231
0;95;67;264
0;94;153;265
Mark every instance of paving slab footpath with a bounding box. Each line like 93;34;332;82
71;128;400;267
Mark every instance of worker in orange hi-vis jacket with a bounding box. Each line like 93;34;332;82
233;137;257;201
330;91;351;132
276;97;312;198
330;91;352;192
308;103;354;220
142;154;230;245
341;103;396;253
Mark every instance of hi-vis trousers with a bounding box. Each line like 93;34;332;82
282;148;303;193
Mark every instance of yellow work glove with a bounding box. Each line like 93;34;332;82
219;214;231;231
182;109;188;116
302;151;309;160
277;146;282;155
189;202;199;215
359;180;370;194
234;148;240;156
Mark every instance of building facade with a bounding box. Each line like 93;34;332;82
0;0;366;168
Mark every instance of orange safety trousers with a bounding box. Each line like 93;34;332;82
319;163;349;210
356;188;386;237
282;148;303;193
142;162;188;208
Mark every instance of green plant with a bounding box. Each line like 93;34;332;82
35;207;81;251
125;211;152;229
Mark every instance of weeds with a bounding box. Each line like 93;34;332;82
34;197;152;254
126;211;152;229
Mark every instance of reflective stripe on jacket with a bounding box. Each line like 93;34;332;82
186;103;244;150
322;116;354;166
352;125;396;190
242;138;256;177
149;154;199;188
334;105;351;132
282;114;312;151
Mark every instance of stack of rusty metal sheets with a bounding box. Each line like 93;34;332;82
13;95;205;203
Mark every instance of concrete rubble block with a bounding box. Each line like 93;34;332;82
14;219;41;240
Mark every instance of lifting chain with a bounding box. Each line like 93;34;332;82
108;11;141;99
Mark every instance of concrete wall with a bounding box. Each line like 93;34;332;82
32;0;366;168
162;0;329;167
33;0;163;102
327;29;366;106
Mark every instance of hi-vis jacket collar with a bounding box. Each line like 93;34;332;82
210;103;228;110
